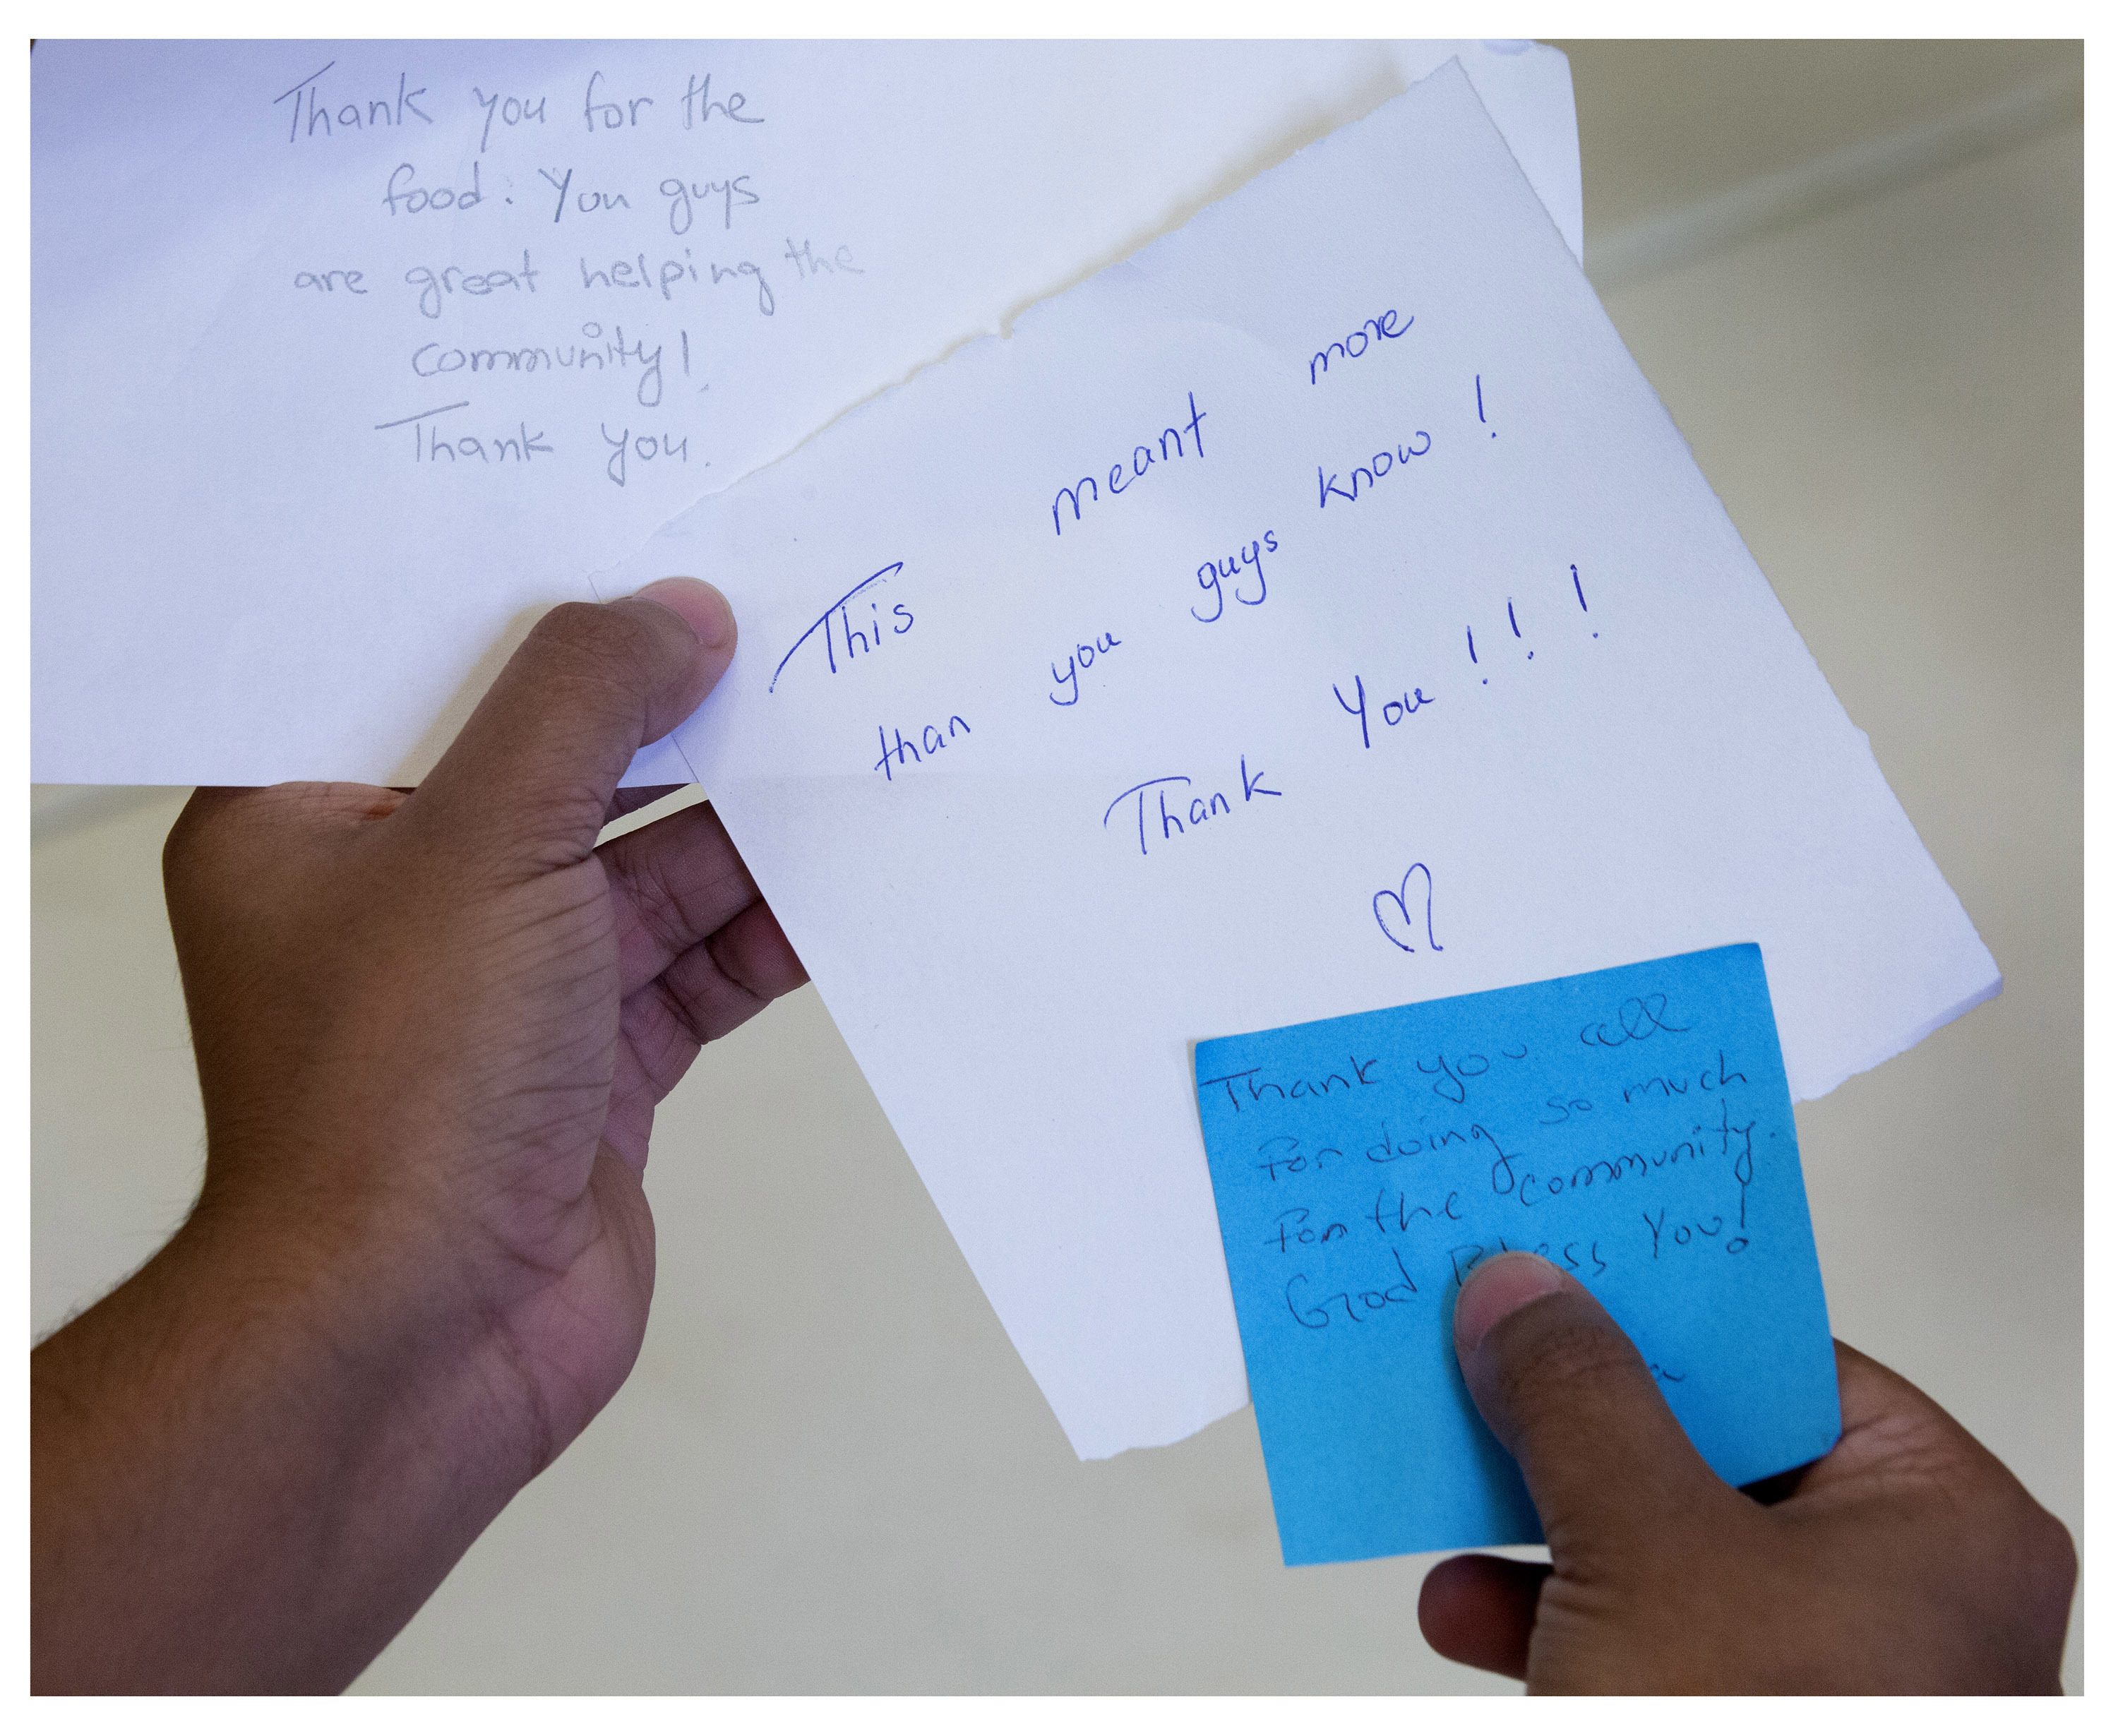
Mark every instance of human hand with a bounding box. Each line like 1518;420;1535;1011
33;581;806;1691
163;579;806;1455
1418;1252;2076;1693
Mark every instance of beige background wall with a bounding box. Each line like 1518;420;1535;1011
32;41;2083;1693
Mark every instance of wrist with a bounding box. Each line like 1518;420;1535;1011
34;1174;545;1691
208;1151;562;1472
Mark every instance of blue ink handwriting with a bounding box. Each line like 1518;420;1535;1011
1049;631;1122;707
1374;861;1442;954
1103;754;1280;856
771;563;909;693
1310;309;1413;384
1332;672;1434;750
1053;391;1207;536
1193;531;1277;622
1318;431;1430;508
873;714;969;781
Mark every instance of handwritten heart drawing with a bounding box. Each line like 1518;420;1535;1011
1373;861;1442;954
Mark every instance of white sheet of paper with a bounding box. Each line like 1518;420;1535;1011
31;39;1578;786
600;64;1999;1459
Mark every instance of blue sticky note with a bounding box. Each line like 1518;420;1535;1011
1193;943;1840;1566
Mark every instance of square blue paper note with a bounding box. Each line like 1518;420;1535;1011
1193;943;1840;1565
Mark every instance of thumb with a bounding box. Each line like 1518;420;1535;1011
1452;1251;1728;1553
1420;1252;1733;1677
407;578;734;877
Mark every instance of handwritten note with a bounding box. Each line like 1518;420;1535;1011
1194;945;1838;1564
30;39;1580;785
602;61;1995;1461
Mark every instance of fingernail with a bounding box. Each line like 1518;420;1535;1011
1455;1252;1567;1355
634;577;734;651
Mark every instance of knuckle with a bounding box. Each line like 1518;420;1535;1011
162;784;386;919
162;788;265;892
2017;1502;2078;1600
161;801;213;882
522;603;678;735
532;599;661;677
1926;1447;2079;1610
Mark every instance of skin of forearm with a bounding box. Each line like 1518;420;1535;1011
31;1188;544;1694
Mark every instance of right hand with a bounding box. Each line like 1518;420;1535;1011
1418;1251;2076;1693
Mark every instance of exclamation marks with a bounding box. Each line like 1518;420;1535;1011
1477;373;1496;437
1574;563;1598;638
1468;563;1598;686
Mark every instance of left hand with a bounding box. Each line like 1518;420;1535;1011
33;579;807;1692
